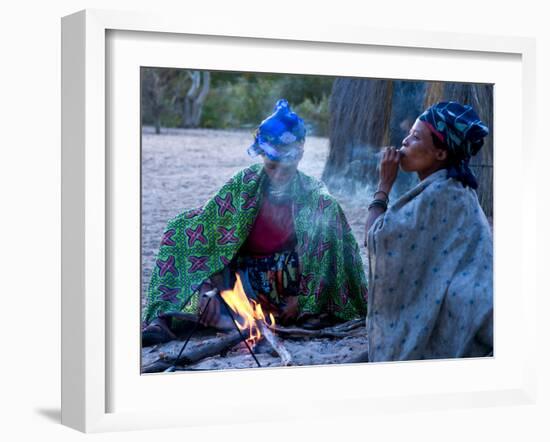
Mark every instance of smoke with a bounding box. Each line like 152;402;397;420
320;141;419;207
322;78;425;201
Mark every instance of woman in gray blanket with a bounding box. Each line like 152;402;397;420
364;101;493;362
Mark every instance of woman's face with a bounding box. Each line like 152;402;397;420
399;119;448;180
262;156;300;186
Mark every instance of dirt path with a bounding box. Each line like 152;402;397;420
141;127;370;306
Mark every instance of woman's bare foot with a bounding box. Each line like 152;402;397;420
141;316;177;346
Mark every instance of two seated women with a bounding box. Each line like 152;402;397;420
142;99;493;363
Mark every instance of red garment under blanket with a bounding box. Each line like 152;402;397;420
241;197;295;256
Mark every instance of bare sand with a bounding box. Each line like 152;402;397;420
141;127;370;306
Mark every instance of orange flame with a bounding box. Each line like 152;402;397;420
220;273;275;346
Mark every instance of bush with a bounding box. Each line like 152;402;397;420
142;69;334;135
202;76;283;129
295;95;330;137
278;75;333;105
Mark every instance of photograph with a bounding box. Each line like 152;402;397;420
139;67;494;373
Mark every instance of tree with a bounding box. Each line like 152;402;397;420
141;68;211;133
176;71;211;128
141;68;172;134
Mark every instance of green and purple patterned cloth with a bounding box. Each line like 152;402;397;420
143;163;368;325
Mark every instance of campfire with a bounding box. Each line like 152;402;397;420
141;272;368;373
220;272;292;365
220;273;275;347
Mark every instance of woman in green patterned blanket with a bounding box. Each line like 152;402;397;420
142;99;368;345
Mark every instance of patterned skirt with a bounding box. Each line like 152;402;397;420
229;250;300;318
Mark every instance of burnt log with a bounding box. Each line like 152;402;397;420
268;319;363;339
142;331;243;373
269;325;349;339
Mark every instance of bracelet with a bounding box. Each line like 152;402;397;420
373;190;389;203
368;198;388;211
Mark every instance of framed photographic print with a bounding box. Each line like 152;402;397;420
138;68;494;375
61;9;537;433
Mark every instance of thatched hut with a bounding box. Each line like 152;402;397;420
322;78;493;219
322;78;390;195
423;83;494;219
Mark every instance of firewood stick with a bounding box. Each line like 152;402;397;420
268;325;351;339
141;360;173;373
328;318;365;332
172;331;243;365
141;331;242;373
257;320;292;366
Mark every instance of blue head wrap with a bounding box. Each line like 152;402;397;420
248;99;306;162
418;101;489;189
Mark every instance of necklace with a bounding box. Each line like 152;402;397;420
266;181;292;204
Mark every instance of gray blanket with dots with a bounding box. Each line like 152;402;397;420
366;169;493;362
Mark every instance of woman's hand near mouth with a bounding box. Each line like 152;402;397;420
378;146;401;194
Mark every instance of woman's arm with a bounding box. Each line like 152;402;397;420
364;188;390;241
364;147;401;246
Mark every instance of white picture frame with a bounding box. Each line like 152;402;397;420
61;9;537;433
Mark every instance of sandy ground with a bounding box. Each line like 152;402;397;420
141;321;368;371
141;127;370;306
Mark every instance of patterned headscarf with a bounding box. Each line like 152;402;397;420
419;101;489;189
248;99;306;163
